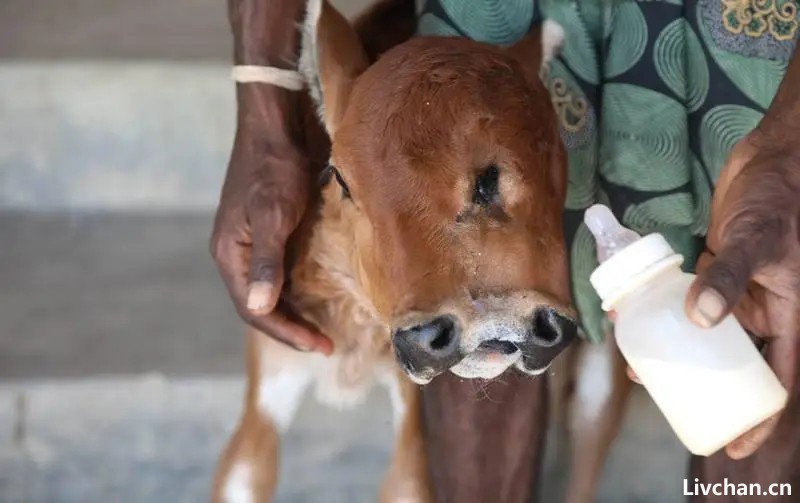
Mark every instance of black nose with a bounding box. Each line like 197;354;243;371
531;306;576;347
519;307;577;371
392;315;462;376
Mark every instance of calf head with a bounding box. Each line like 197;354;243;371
300;0;575;383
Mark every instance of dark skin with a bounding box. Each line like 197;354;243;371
211;0;332;354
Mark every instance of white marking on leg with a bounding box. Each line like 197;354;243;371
313;354;373;410
574;340;613;422
223;462;254;503
257;368;312;433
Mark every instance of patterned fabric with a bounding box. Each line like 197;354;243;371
418;0;799;342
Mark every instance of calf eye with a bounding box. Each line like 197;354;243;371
321;164;351;199
332;167;351;199
472;165;499;206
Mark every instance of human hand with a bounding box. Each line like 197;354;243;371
210;88;333;355
620;131;799;457
682;130;800;459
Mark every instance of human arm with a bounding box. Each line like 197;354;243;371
210;0;333;354
684;46;800;458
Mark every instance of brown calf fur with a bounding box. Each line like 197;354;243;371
211;0;578;501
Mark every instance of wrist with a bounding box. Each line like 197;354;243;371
758;47;800;147
236;84;303;147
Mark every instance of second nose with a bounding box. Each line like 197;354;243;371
392;315;461;368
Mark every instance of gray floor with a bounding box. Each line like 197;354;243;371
0;212;689;502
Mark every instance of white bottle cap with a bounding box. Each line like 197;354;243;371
584;205;683;310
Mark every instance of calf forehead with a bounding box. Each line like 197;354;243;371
337;39;547;155
331;38;553;208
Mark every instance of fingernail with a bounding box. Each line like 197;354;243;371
247;281;273;311
295;344;312;352
695;289;726;328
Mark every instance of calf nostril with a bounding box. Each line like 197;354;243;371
429;328;452;350
391;315;463;381
530;307;576;346
532;308;559;344
404;316;458;354
519;308;578;373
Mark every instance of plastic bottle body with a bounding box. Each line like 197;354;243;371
613;266;788;456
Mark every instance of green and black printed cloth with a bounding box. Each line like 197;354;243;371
417;0;800;342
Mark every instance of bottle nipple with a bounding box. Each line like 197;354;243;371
584;204;642;263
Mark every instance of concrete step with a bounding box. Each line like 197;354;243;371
0;62;233;211
0;213;242;379
0;376;395;503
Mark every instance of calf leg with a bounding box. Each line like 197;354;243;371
421;371;548;503
564;334;632;503
212;331;313;503
379;371;433;503
212;410;281;503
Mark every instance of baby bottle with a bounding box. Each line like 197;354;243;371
584;204;788;456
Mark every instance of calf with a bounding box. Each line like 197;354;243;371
212;1;572;501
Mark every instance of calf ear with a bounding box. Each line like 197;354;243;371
299;0;369;136
537;20;565;75
505;19;565;83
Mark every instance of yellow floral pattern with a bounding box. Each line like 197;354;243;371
722;0;798;40
549;78;588;133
